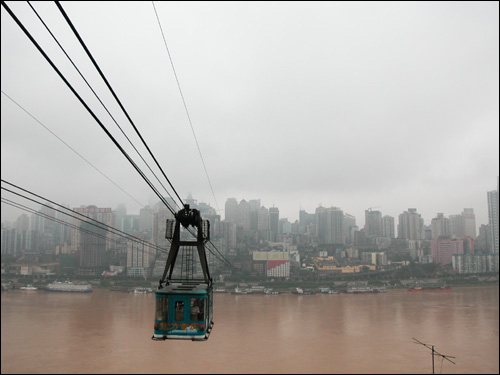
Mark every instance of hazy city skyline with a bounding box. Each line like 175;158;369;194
2;2;498;230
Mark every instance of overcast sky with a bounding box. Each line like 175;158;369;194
1;1;498;230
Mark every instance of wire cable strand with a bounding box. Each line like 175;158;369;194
1;90;156;216
55;0;185;208
1;0;176;216
26;1;181;213
1;181;169;254
151;1;220;213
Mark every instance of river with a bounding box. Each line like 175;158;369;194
1;286;498;374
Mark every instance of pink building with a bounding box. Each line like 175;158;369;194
431;237;474;265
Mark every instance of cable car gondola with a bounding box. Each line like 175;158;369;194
152;205;214;341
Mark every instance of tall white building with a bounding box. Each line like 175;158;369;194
398;208;423;240
365;209;382;237
461;208;477;239
224;198;238;222
381;215;395;238
431;213;450;239
487;178;499;253
316;206;344;245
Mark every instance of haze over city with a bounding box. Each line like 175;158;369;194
1;1;498;229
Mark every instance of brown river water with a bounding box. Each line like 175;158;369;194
1;285;498;374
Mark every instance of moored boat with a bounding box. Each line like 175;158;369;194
231;286;248;295
132;287;153;293
20;284;38;290
45;281;93;293
292;287;316;295
345;284;387;294
408;282;451;292
264;288;281;295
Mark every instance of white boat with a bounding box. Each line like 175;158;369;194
132;287;152;294
264;288;281;295
231;286;248;295
291;287;316;295
45;281;93;293
20;284;38;290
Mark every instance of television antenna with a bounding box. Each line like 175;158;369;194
413;338;456;374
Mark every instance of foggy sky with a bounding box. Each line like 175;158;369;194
1;1;499;229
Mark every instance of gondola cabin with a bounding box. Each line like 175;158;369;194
153;282;213;341
152;204;214;341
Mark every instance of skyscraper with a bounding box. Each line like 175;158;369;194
224;198;238;222
431;213;450;239
365;209;382;237
72;205;115;276
381;215;395;238
316;206;344;245
461;208;477;239
487;178;499;253
398;208;423;240
269;207;279;241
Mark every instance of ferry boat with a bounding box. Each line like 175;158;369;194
132;287;153;294
291;287;316;295
249;286;266;294
264;288;281;295
318;287;339;294
231;286;248;295
214;288;228;293
20;284;38;290
45;281;93;293
407;282;451;292
345;284;375;293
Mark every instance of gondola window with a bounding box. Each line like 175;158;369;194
156;297;168;321
191;298;204;321
175;301;184;321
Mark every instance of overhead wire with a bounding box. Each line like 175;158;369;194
54;0;185;208
2;1;233;271
1;180;169;255
151;1;236;270
55;0;232;270
151;1;220;213
2;197;168;269
1;90;155;217
1;0;177;217
1;198;149;255
26;0;181;213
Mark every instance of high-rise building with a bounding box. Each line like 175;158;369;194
237;199;251;233
299;210;316;235
449;214;463;238
381;215;395;238
461;208;477;239
72;205;115;275
139;205;154;233
126;240;154;277
258;206;270;241
224;198;238;222
487;178;499;253
365;209;382;237
153;203;174;253
269;207;279;241
431;213;450;239
316;206;344;245
398;208;423;240
343;213;356;244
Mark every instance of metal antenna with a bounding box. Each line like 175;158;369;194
413;338;456;374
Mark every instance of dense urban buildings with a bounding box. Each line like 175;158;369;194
2;178;499;277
